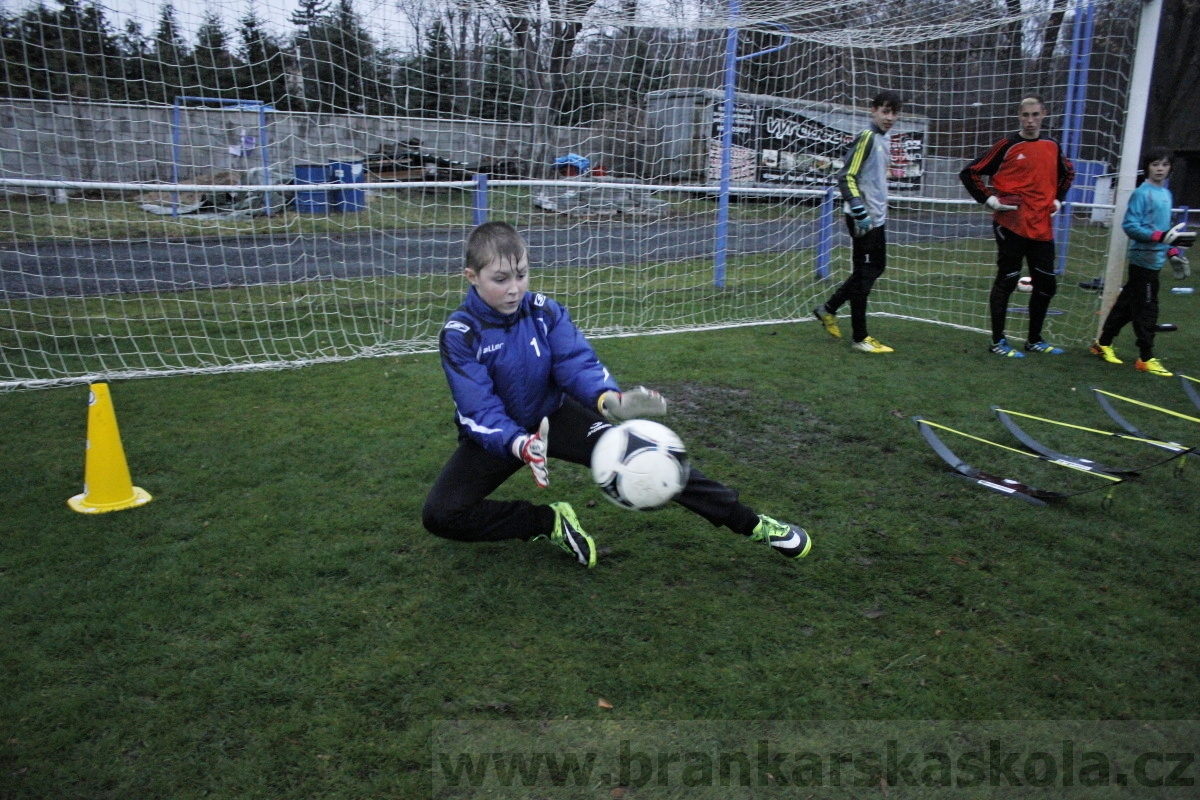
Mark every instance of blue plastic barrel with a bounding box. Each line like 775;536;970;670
294;164;329;214
329;160;366;212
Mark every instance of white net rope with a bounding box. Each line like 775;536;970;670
0;0;1139;388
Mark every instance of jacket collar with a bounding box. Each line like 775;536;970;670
465;285;525;325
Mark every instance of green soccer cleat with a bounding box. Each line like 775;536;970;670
544;502;597;568
851;336;894;353
1089;341;1122;364
1135;357;1173;377
751;514;812;560
1024;340;1065;355
813;305;842;339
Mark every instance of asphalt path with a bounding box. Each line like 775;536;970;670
1;214;993;299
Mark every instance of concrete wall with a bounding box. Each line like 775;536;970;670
0;99;641;189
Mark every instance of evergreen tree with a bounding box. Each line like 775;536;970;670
194;10;238;99
289;0;330;30
237;6;289;109
147;3;189;104
62;0;120;99
12;2;66;98
418;19;457;116
0;5;35;98
480;32;525;121
289;0;329;111
115;18;152;103
290;0;379;113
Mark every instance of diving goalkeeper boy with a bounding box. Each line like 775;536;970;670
422;221;813;568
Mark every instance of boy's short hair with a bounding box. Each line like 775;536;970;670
1018;95;1046;111
465;221;527;274
871;90;904;112
1141;146;1173;173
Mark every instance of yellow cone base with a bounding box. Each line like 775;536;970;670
68;486;152;514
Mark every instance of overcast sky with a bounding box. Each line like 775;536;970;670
81;0;413;41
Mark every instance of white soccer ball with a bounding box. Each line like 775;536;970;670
590;419;690;511
1017;276;1033;293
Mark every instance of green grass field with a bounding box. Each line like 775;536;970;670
2;307;1198;798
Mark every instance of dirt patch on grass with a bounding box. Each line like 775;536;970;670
657;381;851;466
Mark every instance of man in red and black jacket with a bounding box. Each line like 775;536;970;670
961;96;1075;358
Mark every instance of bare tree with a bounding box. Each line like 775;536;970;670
491;0;599;172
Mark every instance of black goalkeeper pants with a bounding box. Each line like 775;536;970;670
1098;264;1160;360
422;396;761;543
825;222;886;343
990;222;1057;343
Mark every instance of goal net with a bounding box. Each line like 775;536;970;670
0;0;1142;389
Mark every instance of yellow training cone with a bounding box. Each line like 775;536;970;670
68;383;152;514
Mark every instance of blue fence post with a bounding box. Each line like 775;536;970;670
713;18;739;289
171;100;181;216
816;186;836;280
473;173;488;227
259;104;272;216
1055;0;1094;274
714;5;793;288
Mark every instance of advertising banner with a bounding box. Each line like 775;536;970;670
708;101;924;191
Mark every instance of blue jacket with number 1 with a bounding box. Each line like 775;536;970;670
438;286;620;460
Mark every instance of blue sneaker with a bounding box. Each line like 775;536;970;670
1024;340;1065;355
989;338;1025;358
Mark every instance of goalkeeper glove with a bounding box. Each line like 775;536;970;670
847;201;872;238
511;417;549;488
1052;199;1063;216
1169;248;1190;280
985;194;1020;212
598;386;667;422
1151;223;1196;248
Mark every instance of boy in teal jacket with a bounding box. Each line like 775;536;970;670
1091;148;1194;376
